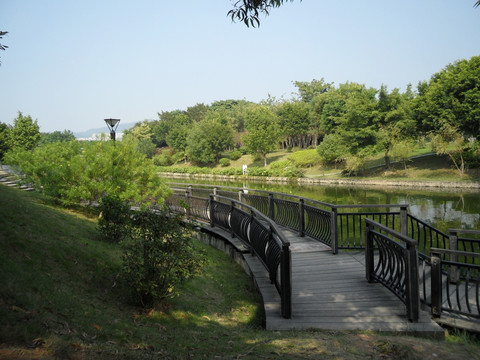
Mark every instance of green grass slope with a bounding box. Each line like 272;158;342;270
1;185;479;359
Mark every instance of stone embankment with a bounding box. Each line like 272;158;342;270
160;172;480;191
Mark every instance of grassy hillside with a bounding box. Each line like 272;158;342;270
1;185;480;359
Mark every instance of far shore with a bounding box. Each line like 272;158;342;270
160;172;480;192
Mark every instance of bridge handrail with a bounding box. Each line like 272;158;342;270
364;218;419;322
165;191;292;318
430;248;480;320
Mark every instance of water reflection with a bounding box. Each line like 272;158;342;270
166;178;480;231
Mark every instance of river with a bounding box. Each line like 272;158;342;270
166;178;480;232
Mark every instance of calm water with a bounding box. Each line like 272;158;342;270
166;178;480;232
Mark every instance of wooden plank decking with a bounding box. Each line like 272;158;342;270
245;228;444;336
198;224;444;337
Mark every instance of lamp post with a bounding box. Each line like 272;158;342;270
104;118;120;141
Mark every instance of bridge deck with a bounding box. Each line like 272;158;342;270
244;228;444;336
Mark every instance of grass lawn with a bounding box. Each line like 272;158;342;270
1;185;480;359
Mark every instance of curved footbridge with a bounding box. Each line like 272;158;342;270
167;184;480;337
198;222;443;336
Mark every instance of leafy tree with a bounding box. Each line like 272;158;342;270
121;209;206;307
186;103;209;123
0;122;10;161
413;56;480;138
8;112;40;151
243;105;280;166
316;133;348;167
166;124;189;162
276;101;312;149
320;83;378;154
431;124;469;177
39;130;75;145
123;122;157;158
0;30;7;65
293;78;333;103
375;85;416;169
391;140;414;174
5;139;170;205
228;0;298;27
186;119;234;165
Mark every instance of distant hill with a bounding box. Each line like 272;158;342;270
74;122;136;139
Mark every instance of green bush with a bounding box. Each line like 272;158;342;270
229;150;242;160
287;149;321;168
171;151;186;164
153;152;173;166
219;158;230;167
97;195;132;243
238;146;249;155
121;209;206;307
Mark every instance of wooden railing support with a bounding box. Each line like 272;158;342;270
299;198;305;237
209;194;214;227
268;193;275;221
331;207;338;254
281;242;292;319
405;241;420;322
400;205;408;236
430;251;443;318
448;230;459;283
365;221;374;283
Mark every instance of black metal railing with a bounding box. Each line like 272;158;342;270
407;214;449;261
365;218;419;322
167;183;409;255
431;247;480;320
166;190;292;319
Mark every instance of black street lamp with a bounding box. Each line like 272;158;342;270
104;118;120;141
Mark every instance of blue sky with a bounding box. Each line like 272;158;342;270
0;0;478;133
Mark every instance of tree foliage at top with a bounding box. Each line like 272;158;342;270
414;56;480;138
8;112;41;151
228;0;298;27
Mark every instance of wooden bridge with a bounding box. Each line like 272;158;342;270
166;184;480;336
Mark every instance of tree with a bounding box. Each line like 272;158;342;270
186;119;234;165
316;133;348;167
39;130;75;145
431;124;469;177
0;31;7;65
293;78;333;103
413;56;480;138
9;112;40;151
5;139;170;205
166;124;189;162
275;101;312;149
243;105;280;166
228;0;298;27
0;122;10;161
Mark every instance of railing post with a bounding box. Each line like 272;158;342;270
281;242;292;319
268;193;275;221
239;190;244;203
405;241;419;322
299;198;305;237
449;230;459;283
331;207;338;254
430;251;443;318
230;201;235;238
365;220;374;283
209;194;214;227
188;185;193;197
185;188;191;218
400;205;408;236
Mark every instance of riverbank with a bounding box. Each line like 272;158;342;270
160;172;480;191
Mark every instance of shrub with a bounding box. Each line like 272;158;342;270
153;152;173;166
171;151;186;164
238;146;249;155
97;195;132;243
219;158;230;167
229;150;242;160
287;149;321;168
121;209;206;307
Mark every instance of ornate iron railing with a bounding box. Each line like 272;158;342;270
165;189;292;319
431;248;480;320
365;218;419;322
407;214;449;261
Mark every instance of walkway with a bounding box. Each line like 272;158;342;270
234;227;443;336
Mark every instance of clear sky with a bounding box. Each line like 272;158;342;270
0;0;478;133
